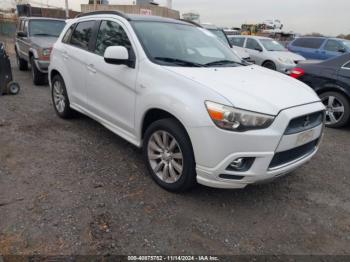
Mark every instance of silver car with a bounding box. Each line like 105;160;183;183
15;17;65;85
229;35;305;73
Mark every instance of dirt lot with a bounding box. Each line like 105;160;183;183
0;50;350;256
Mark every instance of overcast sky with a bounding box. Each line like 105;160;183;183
3;0;350;36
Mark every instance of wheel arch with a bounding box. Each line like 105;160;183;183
141;107;197;164
314;84;350;102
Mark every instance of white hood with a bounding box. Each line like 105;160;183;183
165;65;320;115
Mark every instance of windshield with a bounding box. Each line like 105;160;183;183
207;29;230;47
260;39;286;51
29;20;65;37
342;40;350;49
131;21;242;67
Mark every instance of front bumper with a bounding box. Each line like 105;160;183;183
188;102;325;189
34;59;50;73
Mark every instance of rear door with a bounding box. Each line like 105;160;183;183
64;20;97;107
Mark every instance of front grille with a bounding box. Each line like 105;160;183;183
269;139;318;169
285;111;324;135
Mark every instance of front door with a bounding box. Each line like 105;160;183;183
85;19;138;134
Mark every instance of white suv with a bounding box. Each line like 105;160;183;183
49;11;325;192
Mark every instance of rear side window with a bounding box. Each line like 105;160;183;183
23;20;28;33
324;40;343;52
229;37;245;47
292;38;324;49
70;21;95;50
343;61;350;68
94;20;132;56
62;25;75;44
246;38;261;50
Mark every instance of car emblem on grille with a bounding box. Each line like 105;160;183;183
303;115;311;127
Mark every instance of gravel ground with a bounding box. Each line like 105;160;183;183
0;51;350;256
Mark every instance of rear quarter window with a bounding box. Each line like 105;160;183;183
62;25;75;44
343;61;350;68
292;38;325;49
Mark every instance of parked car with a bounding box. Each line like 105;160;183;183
290;54;350;128
49;11;325;192
229;35;305;73
288;37;350;60
15;17;66;85
200;23;252;62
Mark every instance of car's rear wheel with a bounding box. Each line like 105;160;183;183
16;52;28;71
51;74;74;119
320;91;350;128
30;57;46;85
262;61;277;71
143;118;196;192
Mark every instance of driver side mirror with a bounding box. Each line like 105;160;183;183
104;46;134;68
17;31;27;38
338;47;346;53
255;46;263;52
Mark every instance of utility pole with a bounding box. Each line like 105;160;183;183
65;0;69;19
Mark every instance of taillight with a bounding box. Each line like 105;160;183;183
289;67;305;79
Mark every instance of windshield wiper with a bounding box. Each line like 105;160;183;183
204;60;245;67
154;57;204;67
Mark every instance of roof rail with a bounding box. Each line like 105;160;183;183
76;10;130;20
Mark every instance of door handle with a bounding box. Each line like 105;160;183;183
87;64;96;74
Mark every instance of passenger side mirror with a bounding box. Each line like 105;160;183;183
17;31;27;38
338;47;346;53
255;47;263;52
104;46;132;67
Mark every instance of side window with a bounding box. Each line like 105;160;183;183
70;21;95;50
18;20;23;31
94;20;132;56
62;25;75;44
246;38;261;50
343;61;350;69
292;38;324;49
324;40;343;52
229;37;245;47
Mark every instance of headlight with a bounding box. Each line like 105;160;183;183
205;101;275;132
42;48;51;56
38;48;52;60
277;57;294;65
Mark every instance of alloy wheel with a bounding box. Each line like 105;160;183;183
147;130;184;184
322;95;345;125
53;80;66;113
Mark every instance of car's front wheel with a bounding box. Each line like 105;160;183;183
30;57;46;85
262;61;277;71
16;52;28;71
320;91;350;128
51;74;74;119
143;118;196;192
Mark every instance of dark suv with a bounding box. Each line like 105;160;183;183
15;17;65;85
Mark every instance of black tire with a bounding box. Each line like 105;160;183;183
51;74;74;119
16;52;28;71
143;118;196;192
7;81;20;95
320;91;350;128
262;61;277;71
30;57;47;85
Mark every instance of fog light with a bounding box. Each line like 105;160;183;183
227;157;255;172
